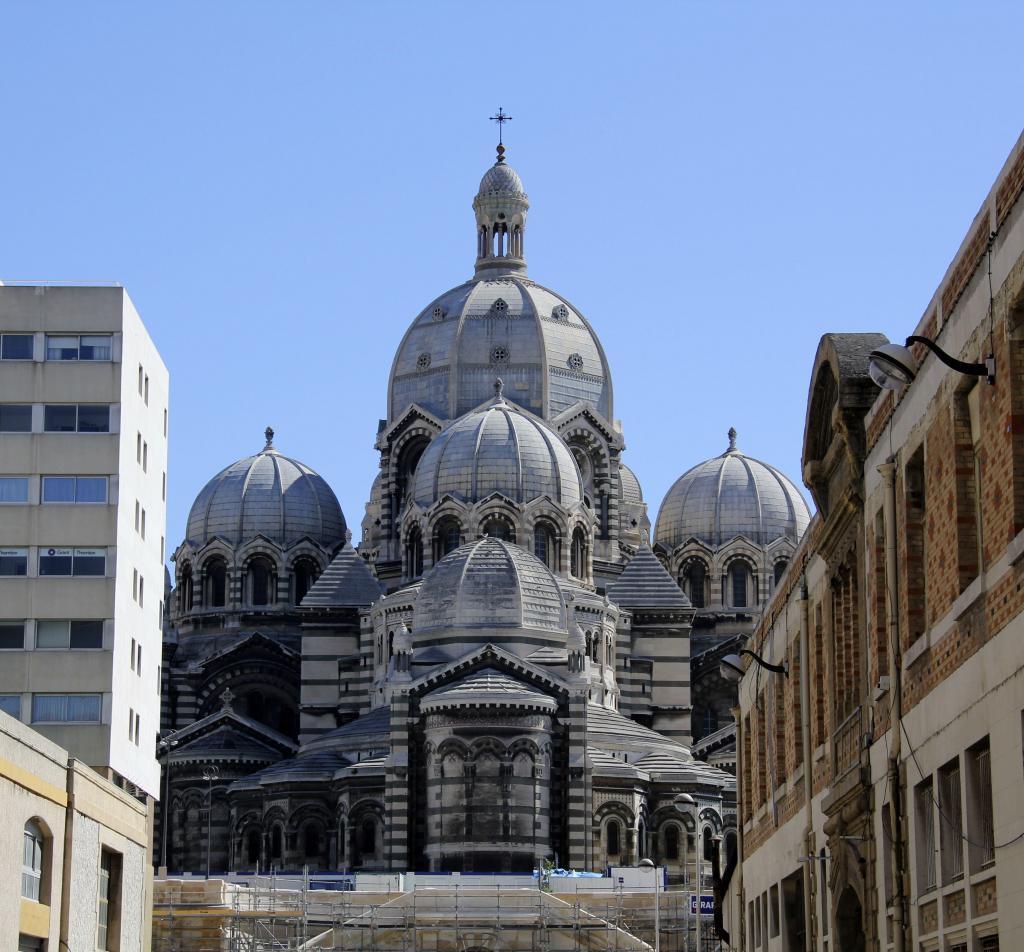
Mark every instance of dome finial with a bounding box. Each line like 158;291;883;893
727;427;738;452
493;377;505;403
264;426;275;449
489;106;512;163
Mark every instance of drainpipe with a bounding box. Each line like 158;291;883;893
732;704;745;952
879;460;906;952
798;575;815;952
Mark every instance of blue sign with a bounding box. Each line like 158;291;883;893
689;894;714;916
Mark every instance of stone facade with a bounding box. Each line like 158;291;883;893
159;143;739;882
733;130;1024;951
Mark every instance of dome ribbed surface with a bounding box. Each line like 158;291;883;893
618;463;644;504
654;435;810;549
186;444;346;548
477;162;526;197
389;277;613;423
412;537;566;636
411;397;582;508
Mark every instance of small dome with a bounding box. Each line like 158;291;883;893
477;162;526;198
411;388;583;509
186;428;346;549
654;428;810;549
618;463;644;505
412;538;567;654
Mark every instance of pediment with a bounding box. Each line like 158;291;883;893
187;632;299;674
411;642;569;702
552;402;622;447
378;403;445;448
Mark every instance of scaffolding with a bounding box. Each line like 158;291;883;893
152;877;731;952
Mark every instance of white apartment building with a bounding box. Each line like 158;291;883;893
0;284;168;797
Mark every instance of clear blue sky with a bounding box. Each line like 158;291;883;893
2;3;1022;559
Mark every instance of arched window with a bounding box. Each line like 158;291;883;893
481;517;513;542
179;562;194;613
395;438;428;518
245;829;261;866
433;519;461;563
606;819;621;856
270;825;282;861
570;527;588;579
729;561;750;608
681;560;707;608
406;527;423;578
360;818;376;857
303;825;322;859
205;558;227;608
533;522;557;570
293;558;320;604
774;559;789;586
22;820;44;901
665;825;680;861
248;557;276;606
702;707;718;736
338;820;346;859
703;827;714;861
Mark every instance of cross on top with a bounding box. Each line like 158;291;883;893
489;107;513;145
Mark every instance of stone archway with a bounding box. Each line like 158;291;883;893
835;885;865;952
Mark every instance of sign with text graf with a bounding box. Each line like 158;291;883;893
690;894;714;916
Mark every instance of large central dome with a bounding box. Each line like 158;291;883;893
388;151;613;424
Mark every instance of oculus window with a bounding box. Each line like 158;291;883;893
31;693;102;723
41;476;107;504
0;334;33;359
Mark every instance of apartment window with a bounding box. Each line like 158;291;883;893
162;472;166;501
939;757;964;884
136;644;142;676
0;333;33;360
138;575;145;608
769;882;780;938
41;475;107;504
45;334;111;361
97;849;122;951
163;408;167;437
136;432;142;462
144;375;150;405
32;693;102;723
130;638;136;671
915;776;937;892
160;536;165;561
39;547;106;576
0;548;28;576
128;707;134;740
967;739;995;870
0;477;29;503
134;711;140;744
819;849;829;935
137;364;144;395
43;404;110;433
142;441;148;472
22;821;44;901
36;620;103;650
0;622;24;649
0;695;20;718
132;568;138;600
0;405;32;432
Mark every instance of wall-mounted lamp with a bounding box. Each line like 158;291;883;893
719;650;788;683
869;335;995;392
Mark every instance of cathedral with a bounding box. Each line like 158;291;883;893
159;134;808;878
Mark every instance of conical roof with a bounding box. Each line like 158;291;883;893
607;545;691;610
300;544;383;608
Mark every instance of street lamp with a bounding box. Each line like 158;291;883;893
674;793;700;952
719;649;788;684
868;335;995;392
202;764;220;879
156;733;179;873
638;857;660;952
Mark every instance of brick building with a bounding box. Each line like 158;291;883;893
731;130;1024;951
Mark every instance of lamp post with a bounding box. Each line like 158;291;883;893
868;335;995;391
719;649;788;683
203;764;220;879
674;793;700;952
156;734;179;873
639;857;660;952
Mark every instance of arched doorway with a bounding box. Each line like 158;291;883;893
835;885;865;952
